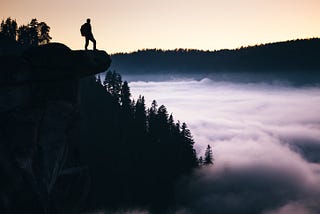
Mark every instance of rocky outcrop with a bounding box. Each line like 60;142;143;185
0;41;111;214
1;42;110;87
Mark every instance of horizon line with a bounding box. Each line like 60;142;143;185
109;37;320;55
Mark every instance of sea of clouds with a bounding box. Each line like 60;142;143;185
128;77;320;214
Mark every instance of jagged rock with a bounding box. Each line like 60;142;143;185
0;39;111;214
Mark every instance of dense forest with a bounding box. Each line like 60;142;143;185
77;71;212;213
111;38;320;73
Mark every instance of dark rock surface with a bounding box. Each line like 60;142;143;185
0;40;111;214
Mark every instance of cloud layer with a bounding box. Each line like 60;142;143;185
128;76;320;214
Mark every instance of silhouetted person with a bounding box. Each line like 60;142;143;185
81;18;96;50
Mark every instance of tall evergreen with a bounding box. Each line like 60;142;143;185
120;81;131;108
103;70;122;102
204;144;213;165
180;122;198;169
135;95;147;132
38;21;52;44
147;100;158;135
0;17;17;40
157;105;169;135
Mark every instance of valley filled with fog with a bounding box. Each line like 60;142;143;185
125;73;320;214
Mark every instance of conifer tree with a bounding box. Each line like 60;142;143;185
17;25;30;46
0;17;17;40
135;95;147;131
103;70;122;101
15;18;52;46
181;122;198;168
27;19;39;46
147;100;158;134
204;144;213;165
168;114;175;133
157;105;169;132
38;21;52;44
120;81;131;109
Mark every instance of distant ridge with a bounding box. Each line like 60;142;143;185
111;38;320;73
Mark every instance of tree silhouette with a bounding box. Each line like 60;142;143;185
0;17;52;46
103;70;122;101
168;114;175;132
120;81;131;106
147;100;158;135
0;17;17;40
120;81;133;116
80;71;199;212
28;18;39;46
204;144;213;165
135;95;147;132
157;105;169;133
17;19;39;46
180;122;198;169
17;25;31;46
38;21;52;44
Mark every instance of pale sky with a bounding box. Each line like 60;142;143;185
1;0;320;53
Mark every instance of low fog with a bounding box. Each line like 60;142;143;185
128;77;320;214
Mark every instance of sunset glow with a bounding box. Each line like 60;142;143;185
1;0;320;53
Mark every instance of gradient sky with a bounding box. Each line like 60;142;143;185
1;0;320;53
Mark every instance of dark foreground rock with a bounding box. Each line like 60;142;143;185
0;40;111;214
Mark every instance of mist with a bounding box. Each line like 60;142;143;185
127;76;320;214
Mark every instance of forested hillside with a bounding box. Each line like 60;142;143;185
111;38;320;73
78;71;207;212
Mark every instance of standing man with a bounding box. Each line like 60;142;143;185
80;18;96;50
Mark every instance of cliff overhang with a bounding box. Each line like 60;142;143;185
1;42;111;87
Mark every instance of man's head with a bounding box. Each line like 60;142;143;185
86;18;91;24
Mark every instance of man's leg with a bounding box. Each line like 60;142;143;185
85;37;89;50
90;37;96;50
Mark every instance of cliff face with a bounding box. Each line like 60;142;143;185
0;41;111;214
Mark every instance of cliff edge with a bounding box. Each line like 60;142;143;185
0;40;111;214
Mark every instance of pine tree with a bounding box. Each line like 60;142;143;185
38;21;52;44
157;105;169;131
28;18;39;46
16;18;51;46
135;95;147;132
113;71;122;100
204;145;213;165
147;100;158;134
0;17;17;40
103;70;122;102
150;100;158;114
168;114;175;133
17;25;29;46
120;81;131;108
181;122;198;168
103;70;112;92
